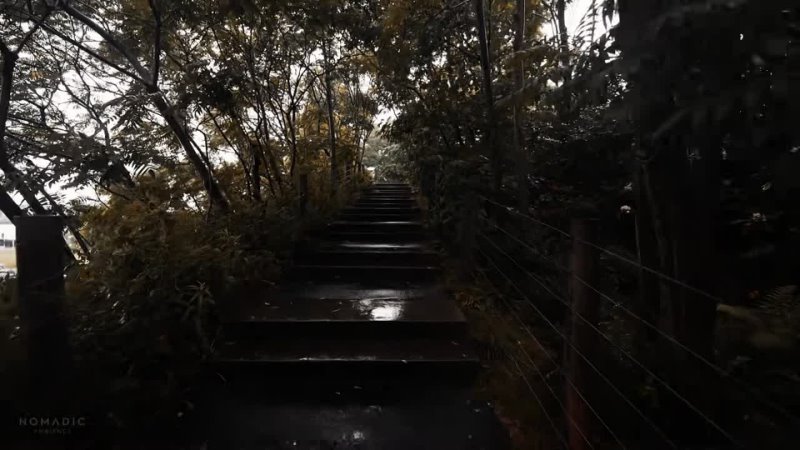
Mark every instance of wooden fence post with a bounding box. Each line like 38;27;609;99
564;217;600;450
16;215;73;409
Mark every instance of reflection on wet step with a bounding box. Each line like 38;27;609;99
337;242;428;249
226;297;465;323
357;299;403;321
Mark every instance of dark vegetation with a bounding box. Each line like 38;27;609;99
1;0;799;449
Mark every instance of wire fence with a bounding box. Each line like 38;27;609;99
441;191;800;449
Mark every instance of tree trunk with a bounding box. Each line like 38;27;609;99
513;0;529;210
474;0;500;191
647;138;720;357
289;106;299;178
149;90;230;212
252;141;262;201
322;39;338;197
633;149;661;353
555;0;571;113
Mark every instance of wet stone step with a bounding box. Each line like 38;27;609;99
360;189;413;194
244;281;451;301
343;206;420;213
206;375;476;406
353;204;417;211
361;191;413;197
338;213;420;222
359;194;414;200
286;264;440;282
356;200;416;206
294;249;440;266
364;186;411;191
357;194;415;199
359;192;414;197
360;191;413;195
320;230;428;243
296;241;435;253
221;297;467;339
340;211;420;219
204;399;509;450
357;197;414;202
212;335;478;359
210;337;481;384
326;221;423;233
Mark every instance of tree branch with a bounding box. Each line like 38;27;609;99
15;8;53;52
38;22;148;84
59;2;153;84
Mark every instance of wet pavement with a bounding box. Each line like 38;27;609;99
206;183;509;449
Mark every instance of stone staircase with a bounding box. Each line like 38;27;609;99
204;183;509;449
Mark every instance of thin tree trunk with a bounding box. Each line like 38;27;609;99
555;0;571;114
205;108;253;198
251;75;284;193
513;0;529;210
252;141;262;201
633;149;660;353
322;38;338;197
289;106;299;178
474;0;500;191
149;90;229;212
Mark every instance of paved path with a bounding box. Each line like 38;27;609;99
206;183;509;449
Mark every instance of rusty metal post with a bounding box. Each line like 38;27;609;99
564;217;600;450
16;215;73;408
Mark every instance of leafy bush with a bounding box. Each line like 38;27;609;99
63;164;355;429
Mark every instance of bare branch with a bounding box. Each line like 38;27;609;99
15;8;53;52
38;22;148;84
59;2;153;84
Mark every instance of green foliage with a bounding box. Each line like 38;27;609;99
426;156;486;245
